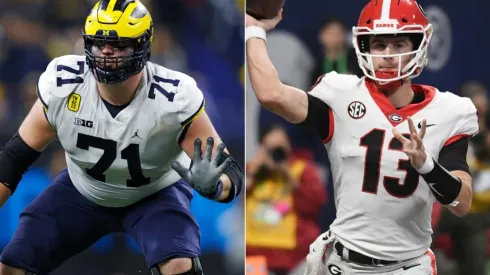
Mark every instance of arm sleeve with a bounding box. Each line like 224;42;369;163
295;72;336;143
438;137;470;174
297;93;333;142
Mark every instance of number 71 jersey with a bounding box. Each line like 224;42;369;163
309;72;479;261
36;55;204;207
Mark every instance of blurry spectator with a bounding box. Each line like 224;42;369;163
432;81;490;275
151;24;189;73
311;17;363;85
460;81;490;162
246;125;326;275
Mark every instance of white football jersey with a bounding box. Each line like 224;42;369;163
37;55;204;207
308;72;479;261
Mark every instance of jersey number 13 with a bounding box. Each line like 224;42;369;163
360;129;419;197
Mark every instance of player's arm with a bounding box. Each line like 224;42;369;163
418;100;479;217
0;99;57;207
412;137;472;217
246;13;309;124
435;137;473;217
179;111;243;203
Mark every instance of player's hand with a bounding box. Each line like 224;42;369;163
393;117;427;170
171;137;231;200
246;9;283;31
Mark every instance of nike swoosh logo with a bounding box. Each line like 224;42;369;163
428;183;444;197
418;122;436;129
402;263;421;270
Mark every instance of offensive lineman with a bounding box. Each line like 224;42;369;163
0;0;243;274
246;0;477;274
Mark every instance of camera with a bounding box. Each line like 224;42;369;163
269;146;287;162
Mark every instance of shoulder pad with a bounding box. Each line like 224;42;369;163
38;55;88;98
440;91;479;137
150;63;205;124
145;62;199;98
321;71;363;91
308;72;363;105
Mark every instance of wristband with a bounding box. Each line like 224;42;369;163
246;26;267;42
416;152;435;174
417;153;462;206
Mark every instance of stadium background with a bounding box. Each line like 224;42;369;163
0;0;245;274
246;1;490;274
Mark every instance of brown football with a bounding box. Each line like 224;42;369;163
246;0;285;20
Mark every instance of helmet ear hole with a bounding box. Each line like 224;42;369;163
358;35;370;53
408;33;424;50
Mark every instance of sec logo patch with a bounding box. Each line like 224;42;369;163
348;101;366;119
68;93;81;112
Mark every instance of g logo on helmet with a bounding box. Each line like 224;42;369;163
328;264;343;275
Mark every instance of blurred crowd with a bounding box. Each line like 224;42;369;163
245;2;490;275
0;0;245;274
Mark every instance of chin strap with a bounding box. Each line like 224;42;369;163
150;257;203;275
374;71;406;91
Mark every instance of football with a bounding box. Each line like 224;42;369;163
246;0;285;20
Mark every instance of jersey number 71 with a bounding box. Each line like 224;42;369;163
76;133;150;187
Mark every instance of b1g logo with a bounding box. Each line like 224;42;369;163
328;264;343;275
74;117;93;128
348;101;366;119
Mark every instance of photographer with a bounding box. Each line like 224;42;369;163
245;124;327;275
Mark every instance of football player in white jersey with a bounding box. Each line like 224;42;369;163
0;1;243;274
246;0;477;274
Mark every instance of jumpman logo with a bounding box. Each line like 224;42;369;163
132;129;141;139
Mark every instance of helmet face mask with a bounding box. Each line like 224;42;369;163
352;0;432;86
83;0;154;84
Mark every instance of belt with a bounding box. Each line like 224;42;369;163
335;242;399;266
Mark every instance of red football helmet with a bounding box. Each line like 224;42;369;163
352;0;433;88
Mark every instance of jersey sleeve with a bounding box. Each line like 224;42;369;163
296;72;338;143
36;55;87;130
176;77;205;126
175;77;205;143
444;97;479;146
36;58;59;129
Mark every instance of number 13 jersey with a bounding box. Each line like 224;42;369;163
37;55;204;207
306;72;479;261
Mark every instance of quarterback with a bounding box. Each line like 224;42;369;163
246;0;477;274
0;0;243;274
